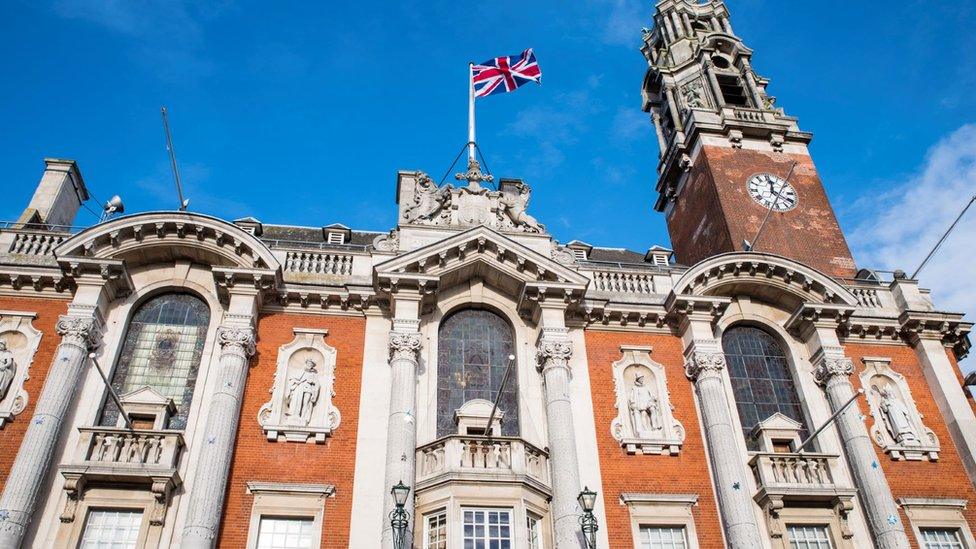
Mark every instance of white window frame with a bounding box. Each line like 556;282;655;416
78;508;145;548
423;508;448;549
620;493;699;549
527;511;545;549
326;232;345;245
772;507;852;549
461;507;514;547
900;498;976;549
56;488;156;548
785;523;834;549
245;482;335;549
638;524;690;549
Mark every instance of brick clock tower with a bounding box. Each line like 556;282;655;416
642;0;856;278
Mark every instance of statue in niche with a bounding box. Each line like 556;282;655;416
404;173;452;223
285;359;320;426
629;374;662;437
0;341;16;401
873;384;919;446
498;180;544;232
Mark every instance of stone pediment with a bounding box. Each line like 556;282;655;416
673;252;858;311
119;386;172;407
374;226;588;309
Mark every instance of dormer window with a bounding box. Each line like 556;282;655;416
322;224;351;246
572;249;587;261
327;232;345;245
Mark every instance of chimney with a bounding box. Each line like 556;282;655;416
16;158;90;229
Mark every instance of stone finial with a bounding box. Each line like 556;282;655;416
684;351;726;381
388;332;422;364
216;325;256;357
455;157;494;190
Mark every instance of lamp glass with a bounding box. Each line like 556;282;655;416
577;487;597;512
391;481;410;506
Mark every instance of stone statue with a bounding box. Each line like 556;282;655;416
629;374;662;436
0;341;16;402
873;384;918;445
404;174;451;223
681;80;706;109
498;181;544;232
285;359;320;426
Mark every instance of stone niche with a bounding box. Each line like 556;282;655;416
0;311;42;428
610;346;685;455
258;328;340;443
860;357;939;461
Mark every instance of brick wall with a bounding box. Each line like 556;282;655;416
217;312;366;549
843;342;976;544
668;146;856;278
583;330;725;548
0;296;68;493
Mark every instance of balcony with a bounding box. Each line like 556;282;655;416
750;452;856;508
416;435;550;495
58;427;184;524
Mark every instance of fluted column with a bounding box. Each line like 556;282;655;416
813;355;910;548
380;324;421;549
0;314;101;548
537;328;583;548
181;324;256;549
685;347;763;548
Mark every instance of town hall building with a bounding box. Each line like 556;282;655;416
0;1;974;548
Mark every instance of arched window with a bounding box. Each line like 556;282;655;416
100;293;210;430
437;309;518;437
722;326;807;450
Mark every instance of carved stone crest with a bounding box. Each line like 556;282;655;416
0;312;41;428
258;328;339;443
860;357;939;461
610;346;685;455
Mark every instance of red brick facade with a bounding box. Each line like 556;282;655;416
0;296;68;494
843;342;976;541
668;146;856;278
583;330;726;548
217;312;366;549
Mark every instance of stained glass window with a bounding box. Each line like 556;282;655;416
100;293;210;430
722;326;807;450
437;309;519;437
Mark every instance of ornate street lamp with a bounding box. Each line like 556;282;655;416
578;486;599;549
390;480;411;549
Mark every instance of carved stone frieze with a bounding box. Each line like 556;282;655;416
610;347;685;455
680;78;708;109
258;329;340;443
216;325;256;357
388;331;422;364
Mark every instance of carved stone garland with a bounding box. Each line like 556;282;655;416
610;346;685;455
0;312;42;428
859;357;939;461
258;328;340;443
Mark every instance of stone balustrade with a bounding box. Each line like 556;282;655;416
587;269;658;295
72;426;185;470
0;229;71;262
416;435;549;487
283;250;355;276
750;452;838;493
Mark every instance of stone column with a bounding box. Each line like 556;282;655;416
0;314;101;548
813;353;910;548
537;327;584;548
740;60;765;109
685;344;763;548
651;112;668;155
181;324;256;549
663;85;685;133
381;309;422;549
703;60;726;108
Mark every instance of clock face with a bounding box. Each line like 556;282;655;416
747;173;798;211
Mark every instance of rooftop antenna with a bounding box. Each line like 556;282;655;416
743;160;797;252
160;106;189;211
911;194;976;279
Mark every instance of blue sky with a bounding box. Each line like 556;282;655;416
2;1;975;325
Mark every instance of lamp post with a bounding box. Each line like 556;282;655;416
578;486;599;549
390;480;411;549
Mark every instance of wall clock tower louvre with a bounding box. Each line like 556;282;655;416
641;0;856;278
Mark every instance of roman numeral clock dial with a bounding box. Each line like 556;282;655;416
747;173;798;212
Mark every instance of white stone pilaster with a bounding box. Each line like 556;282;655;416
0;313;101;548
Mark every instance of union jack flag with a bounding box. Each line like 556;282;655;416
472;49;542;98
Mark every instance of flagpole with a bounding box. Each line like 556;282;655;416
468;62;476;161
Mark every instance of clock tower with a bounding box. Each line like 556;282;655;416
642;0;856;278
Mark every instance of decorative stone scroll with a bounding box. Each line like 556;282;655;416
610;346;685;455
860;357;939;461
0;311;42;428
258;328;339;443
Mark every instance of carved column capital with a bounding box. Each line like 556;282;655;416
388;331;422;364
536;339;573;373
216;325;256;358
813;356;855;387
685;351;726;381
55;315;101;351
